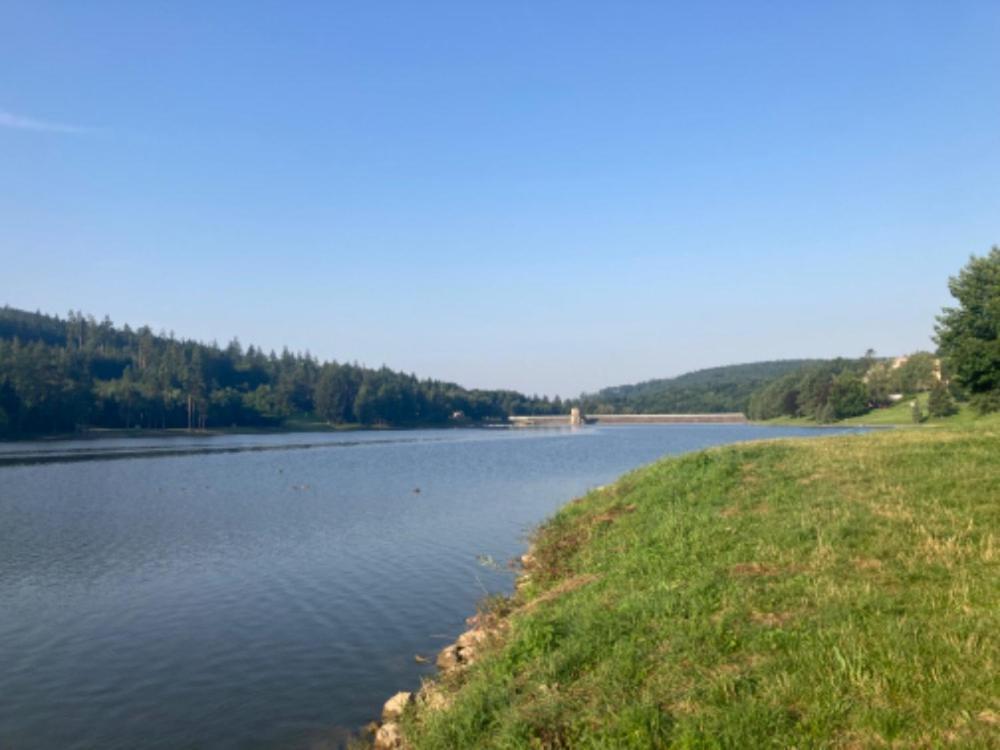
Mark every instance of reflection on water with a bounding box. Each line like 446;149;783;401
0;424;863;749
0;431;456;466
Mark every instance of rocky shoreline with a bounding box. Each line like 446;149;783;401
363;550;534;749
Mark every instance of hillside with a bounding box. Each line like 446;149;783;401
579;360;825;414
0;306;561;437
395;422;1000;748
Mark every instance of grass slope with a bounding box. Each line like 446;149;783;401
840;399;994;428
758;398;998;428
403;426;1000;748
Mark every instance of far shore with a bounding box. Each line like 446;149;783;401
1;415;903;444
0;419;508;443
0;415;722;442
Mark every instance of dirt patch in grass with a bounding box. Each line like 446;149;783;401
749;610;795;627
852;557;883;571
730;562;787;577
519;574;601;614
668;698;701;716
797;473;824;486
532;502;638;580
975;709;999;726
591;503;637;525
532;526;589;581
740;461;765;488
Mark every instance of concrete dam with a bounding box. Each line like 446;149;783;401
508;409;748;427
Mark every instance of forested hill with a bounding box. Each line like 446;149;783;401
579;360;826;414
0;306;562;437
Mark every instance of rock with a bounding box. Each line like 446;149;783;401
459;644;477;665
382;691;414;722
456;628;488;649
520;552;536;568
374;721;404;750
418;685;451;712
436;644;461;671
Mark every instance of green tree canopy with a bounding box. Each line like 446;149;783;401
896;352;938;394
0;306;562;436
935;247;1000;413
828;372;869;419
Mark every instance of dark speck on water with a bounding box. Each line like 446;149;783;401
0;424;864;749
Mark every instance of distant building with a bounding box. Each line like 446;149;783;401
890;355;943;381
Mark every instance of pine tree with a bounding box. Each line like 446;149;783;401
935;247;1000;412
927;381;959;418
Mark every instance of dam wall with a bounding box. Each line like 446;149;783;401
508;412;748;427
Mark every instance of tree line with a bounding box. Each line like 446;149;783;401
576;247;999;423
745;352;957;421
1;247;996;435
578;360;822;415
0;307;562;437
748;247;999;422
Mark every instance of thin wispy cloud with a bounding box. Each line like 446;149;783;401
0;110;89;134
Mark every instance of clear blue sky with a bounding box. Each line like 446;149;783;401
3;2;998;396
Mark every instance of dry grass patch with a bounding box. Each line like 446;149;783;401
975;709;999;726
730;561;787;577
517;573;601;614
667;698;701;716
852;557;883;571
749;610;795;627
591;503;637;525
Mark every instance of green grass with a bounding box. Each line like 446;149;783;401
756;396;998;428
402;425;1000;748
842;400;1000;428
839;396;930;426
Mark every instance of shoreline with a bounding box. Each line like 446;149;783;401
0;421;503;444
364;549;533;750
0;416;806;444
361;422;998;748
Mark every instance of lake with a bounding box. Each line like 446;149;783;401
0;424;861;749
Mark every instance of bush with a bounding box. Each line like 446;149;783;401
970;389;1000;415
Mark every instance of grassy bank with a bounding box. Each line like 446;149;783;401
401;425;999;748
757;396;998;428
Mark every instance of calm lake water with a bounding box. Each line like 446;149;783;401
0;424;862;749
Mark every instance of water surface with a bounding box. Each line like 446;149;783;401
0;424;862;749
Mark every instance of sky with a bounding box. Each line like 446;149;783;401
2;2;998;396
